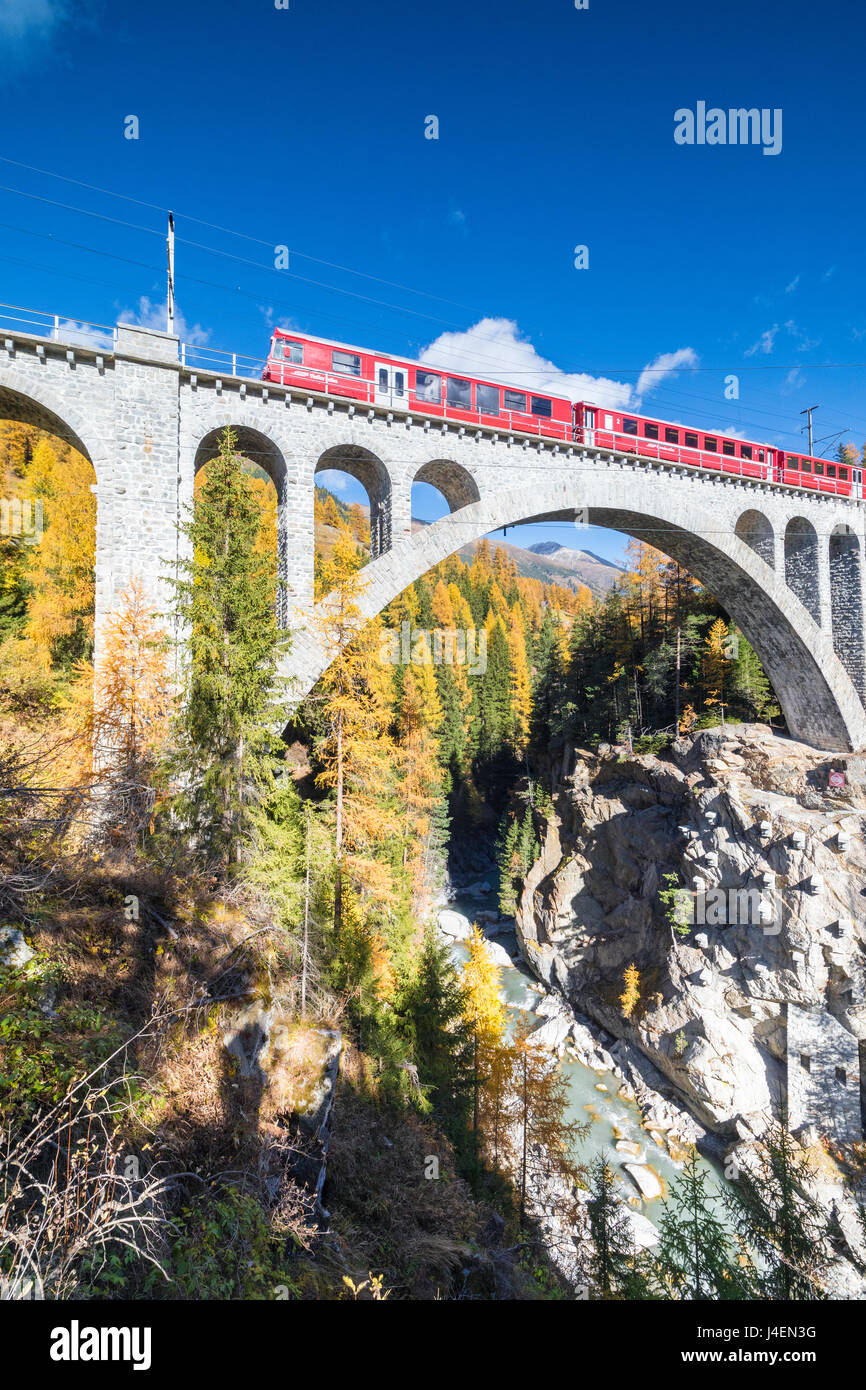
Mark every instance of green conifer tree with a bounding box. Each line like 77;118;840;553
586;1154;642;1298
724;1117;831;1299
169;427;288;869
652;1148;755;1299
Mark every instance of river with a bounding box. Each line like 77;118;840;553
447;891;733;1232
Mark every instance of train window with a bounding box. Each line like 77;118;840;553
741;445;752;460
665;428;679;444
504;389;527;412
622;417;639;435
476;383;500;415
394;371;405;397
274;338;303;363
786;456;797;467
722;440;735;455
684;432;698;448
332;350;361;376
814;461;824;475
378;368;388;392
531;396;552;417
704;437;718;452
802;460;812;472
447;377;471;408
415;371;441;404
840;467;849;480
827;464;837;478
644;422;659;440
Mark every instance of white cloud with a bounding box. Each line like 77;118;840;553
720;425;748;438
0;0;65;42
118;295;210;346
55;318;114;351
419;319;698;410
419;318;640;410
784;319;821;351
635;347;699;397
785;275;800;294
317;469;349;493
745;324;779;356
781;368;804;395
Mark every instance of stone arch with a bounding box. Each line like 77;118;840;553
735;509;774;568
413;459;480;512
829;524;865;699
194;424;290;625
784;517;820;625
315;444;392;559
284;476;866;752
0;374;109;481
194;423;287;492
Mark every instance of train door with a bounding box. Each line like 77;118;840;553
374;361;407;409
854;468;863;499
583;406;596;447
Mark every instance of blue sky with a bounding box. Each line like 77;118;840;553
2;0;865;565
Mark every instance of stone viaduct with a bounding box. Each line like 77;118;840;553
1;317;865;752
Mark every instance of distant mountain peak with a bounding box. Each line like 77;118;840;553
528;541;563;556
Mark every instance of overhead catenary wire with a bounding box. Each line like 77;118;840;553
2;162;866;383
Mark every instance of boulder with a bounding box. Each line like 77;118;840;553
530;1012;573;1051
622;1163;663;1201
438;909;473;940
624;1207;660;1250
481;937;515;969
464;879;492;898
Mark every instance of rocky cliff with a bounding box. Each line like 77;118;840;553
516;725;866;1145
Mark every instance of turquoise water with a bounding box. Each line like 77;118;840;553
448;897;732;1227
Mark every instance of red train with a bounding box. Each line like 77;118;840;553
262;329;862;500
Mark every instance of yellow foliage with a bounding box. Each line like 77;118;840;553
620;963;641;1018
24;439;96;656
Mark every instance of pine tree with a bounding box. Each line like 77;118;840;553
650;1148;753;1299
586;1154;641;1298
724;1116;831;1299
405;926;473;1135
170;427;288;870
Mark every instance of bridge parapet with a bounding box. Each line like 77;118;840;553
0;310;863;751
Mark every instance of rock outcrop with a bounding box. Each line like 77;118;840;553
516;724;866;1296
516;725;866;1144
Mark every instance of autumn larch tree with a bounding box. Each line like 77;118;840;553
509;1014;588;1228
310;522;398;928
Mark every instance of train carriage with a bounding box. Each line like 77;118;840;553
263;329;858;500
263;329;573;441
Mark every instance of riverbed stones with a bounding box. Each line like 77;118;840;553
623;1163;663;1201
437;908;472;939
